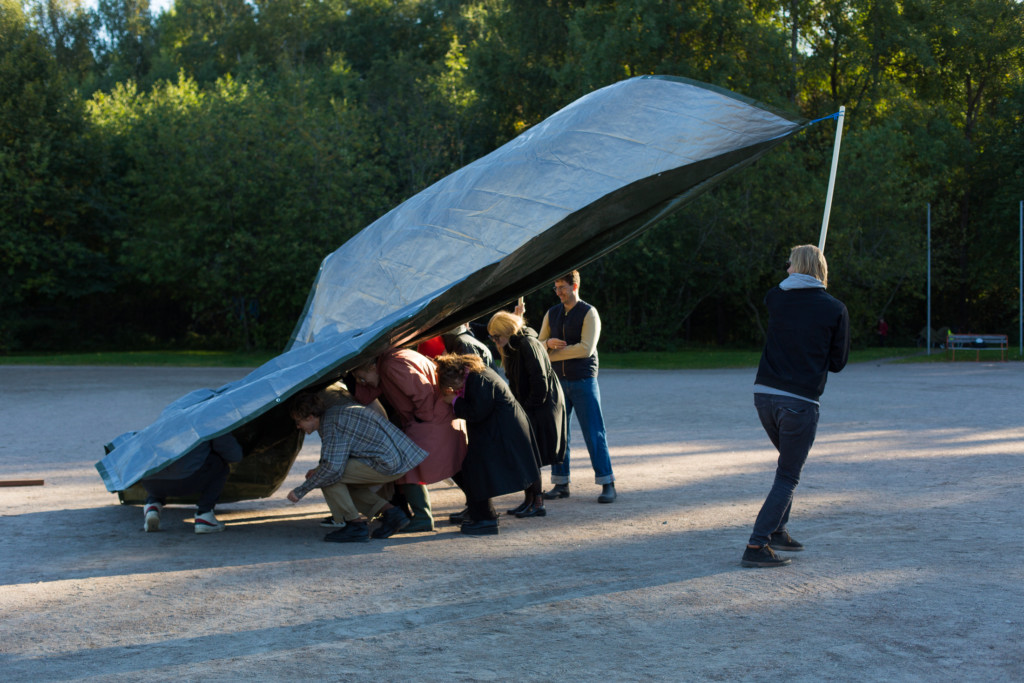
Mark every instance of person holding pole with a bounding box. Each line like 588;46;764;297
742;245;850;568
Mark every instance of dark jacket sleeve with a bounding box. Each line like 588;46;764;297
829;304;851;373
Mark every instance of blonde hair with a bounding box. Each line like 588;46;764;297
487;311;523;362
789;244;829;288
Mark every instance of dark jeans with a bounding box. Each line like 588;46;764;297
141;453;229;514
749;393;819;547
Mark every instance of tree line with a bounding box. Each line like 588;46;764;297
2;0;1022;353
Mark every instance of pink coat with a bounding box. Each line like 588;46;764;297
353;349;467;485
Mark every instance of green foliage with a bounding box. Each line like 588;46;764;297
88;70;390;349
2;0;1023;353
0;0;113;351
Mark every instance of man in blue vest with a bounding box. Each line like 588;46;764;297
538;270;617;503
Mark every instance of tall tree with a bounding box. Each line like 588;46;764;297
0;0;110;350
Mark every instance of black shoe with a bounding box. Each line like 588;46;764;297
598;483;617;504
515;503;547;518
542;484;570;500
371;507;410;539
769;530;804;552
460;519;499;536
449;508;471;525
320;515;345;528
324;522;369;543
741;545;792;568
506;500;531;515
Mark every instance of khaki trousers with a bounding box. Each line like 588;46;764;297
321;459;399;522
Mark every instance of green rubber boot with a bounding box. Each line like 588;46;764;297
400;484;434;532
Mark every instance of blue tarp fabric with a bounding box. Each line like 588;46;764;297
96;75;806;499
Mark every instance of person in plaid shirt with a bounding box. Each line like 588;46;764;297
287;391;428;543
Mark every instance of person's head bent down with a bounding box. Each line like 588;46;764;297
290;391;325;434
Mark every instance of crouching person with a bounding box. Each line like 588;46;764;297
140;433;243;534
287;391;429;543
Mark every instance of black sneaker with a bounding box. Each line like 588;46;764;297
542;484;570;500
320;516;345;528
371;507;410;539
741;545;792;568
769;530;804;552
324;521;369;543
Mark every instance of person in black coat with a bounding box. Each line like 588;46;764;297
436;353;542;535
441;324;497;371
487;310;567;517
742;244;850;568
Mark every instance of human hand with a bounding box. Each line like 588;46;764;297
287;491;300;503
547;338;567;350
514;299;526;317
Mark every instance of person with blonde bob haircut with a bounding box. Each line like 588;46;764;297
487;311;567;517
742;244;849;568
786;243;829;288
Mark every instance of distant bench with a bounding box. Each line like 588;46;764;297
946;334;1008;361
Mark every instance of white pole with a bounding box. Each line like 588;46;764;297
927;203;932;355
818;105;846;252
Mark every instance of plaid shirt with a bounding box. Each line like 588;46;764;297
292;402;428;500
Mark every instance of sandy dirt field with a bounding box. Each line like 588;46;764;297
1;360;1022;682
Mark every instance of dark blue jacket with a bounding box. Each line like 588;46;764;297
754;286;850;401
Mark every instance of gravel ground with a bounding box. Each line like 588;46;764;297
0;361;1021;681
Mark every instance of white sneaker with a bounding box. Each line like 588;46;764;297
143;503;161;532
194;510;225;534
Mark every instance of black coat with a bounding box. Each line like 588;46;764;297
502;328;567;467
452;367;541;501
442;330;496;370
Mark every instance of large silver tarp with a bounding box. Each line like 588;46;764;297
96;75;806;500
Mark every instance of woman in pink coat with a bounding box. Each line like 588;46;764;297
351;348;467;531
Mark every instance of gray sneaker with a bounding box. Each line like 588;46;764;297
194;510;225;534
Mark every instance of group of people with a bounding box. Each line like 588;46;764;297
285;269;618;541
137;246;850;571
138;270;620;541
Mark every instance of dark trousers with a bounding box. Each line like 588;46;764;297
452;471;498;520
141;453;229;514
749;393;819;547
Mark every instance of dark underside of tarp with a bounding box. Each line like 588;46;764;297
117;400;303;505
